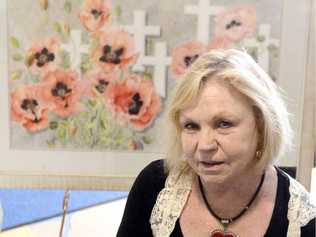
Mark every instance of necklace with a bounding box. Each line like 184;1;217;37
198;172;265;237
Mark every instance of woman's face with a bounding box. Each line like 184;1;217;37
179;79;259;184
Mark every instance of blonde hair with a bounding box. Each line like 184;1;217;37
165;49;292;173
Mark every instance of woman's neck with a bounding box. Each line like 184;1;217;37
197;165;273;219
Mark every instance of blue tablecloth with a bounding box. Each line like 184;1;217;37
0;189;128;230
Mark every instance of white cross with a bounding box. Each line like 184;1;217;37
184;0;224;44
61;30;89;74
137;42;171;98
122;10;161;71
243;24;280;72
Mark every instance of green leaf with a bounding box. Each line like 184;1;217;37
85;121;96;129
256;35;265;42
11;71;22;81
246;47;258;61
99;112;110;130
100;117;109;130
9;37;20;49
57;127;67;142
143;72;152;80
64;1;72;14
88;99;97;108
56;122;69;143
80;55;92;74
142;136;152;144
80;62;92;74
12;53;23;61
53;22;62;33
115;5;122;18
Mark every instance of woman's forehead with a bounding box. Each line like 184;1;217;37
179;80;254;119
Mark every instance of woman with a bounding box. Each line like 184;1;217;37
117;49;316;237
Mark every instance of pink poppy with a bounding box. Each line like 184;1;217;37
82;69;119;97
105;74;161;131
207;36;234;51
40;69;83;118
11;85;50;132
91;28;139;73
26;37;60;75
170;41;207;77
214;5;256;42
79;0;111;32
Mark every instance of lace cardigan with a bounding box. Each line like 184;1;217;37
150;167;316;237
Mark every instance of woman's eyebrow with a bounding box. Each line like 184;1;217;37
179;115;194;122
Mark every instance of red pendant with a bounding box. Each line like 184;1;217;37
210;229;238;237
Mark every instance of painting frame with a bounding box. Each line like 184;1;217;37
0;0;312;190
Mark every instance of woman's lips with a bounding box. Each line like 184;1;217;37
199;161;225;171
201;161;224;165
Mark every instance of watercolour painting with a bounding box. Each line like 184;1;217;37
0;0;310;189
8;0;281;152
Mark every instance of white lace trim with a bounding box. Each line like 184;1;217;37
287;175;316;237
150;167;194;237
150;168;316;237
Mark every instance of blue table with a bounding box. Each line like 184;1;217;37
0;189;128;230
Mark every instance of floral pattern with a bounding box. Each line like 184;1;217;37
11;85;50;132
105;74;161;131
40;69;83;118
79;0;112;32
170;41;207;77
83;69;119;98
170;5;262;79
214;5;256;42
91;28;139;73
8;1;275;150
26;37;60;75
9;0;161;150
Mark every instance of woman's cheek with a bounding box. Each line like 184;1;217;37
181;133;197;158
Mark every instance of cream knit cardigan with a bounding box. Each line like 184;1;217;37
150;167;316;237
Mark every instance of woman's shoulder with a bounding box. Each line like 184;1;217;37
276;167;316;230
138;159;167;180
132;159;168;193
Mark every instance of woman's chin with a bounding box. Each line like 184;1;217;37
199;173;227;185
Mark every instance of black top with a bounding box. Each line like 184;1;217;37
117;160;315;237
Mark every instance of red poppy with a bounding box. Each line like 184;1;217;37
82;69;119;98
26;37;60;75
79;0;111;32
105;74;161;131
170;41;207;77
91;28;139;73
40;69;83;118
214;5;256;42
11;85;50;132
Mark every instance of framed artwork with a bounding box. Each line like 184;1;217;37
0;0;311;190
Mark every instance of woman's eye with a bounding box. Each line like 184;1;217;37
218;120;233;129
184;122;199;130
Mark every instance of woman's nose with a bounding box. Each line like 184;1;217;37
198;129;218;151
